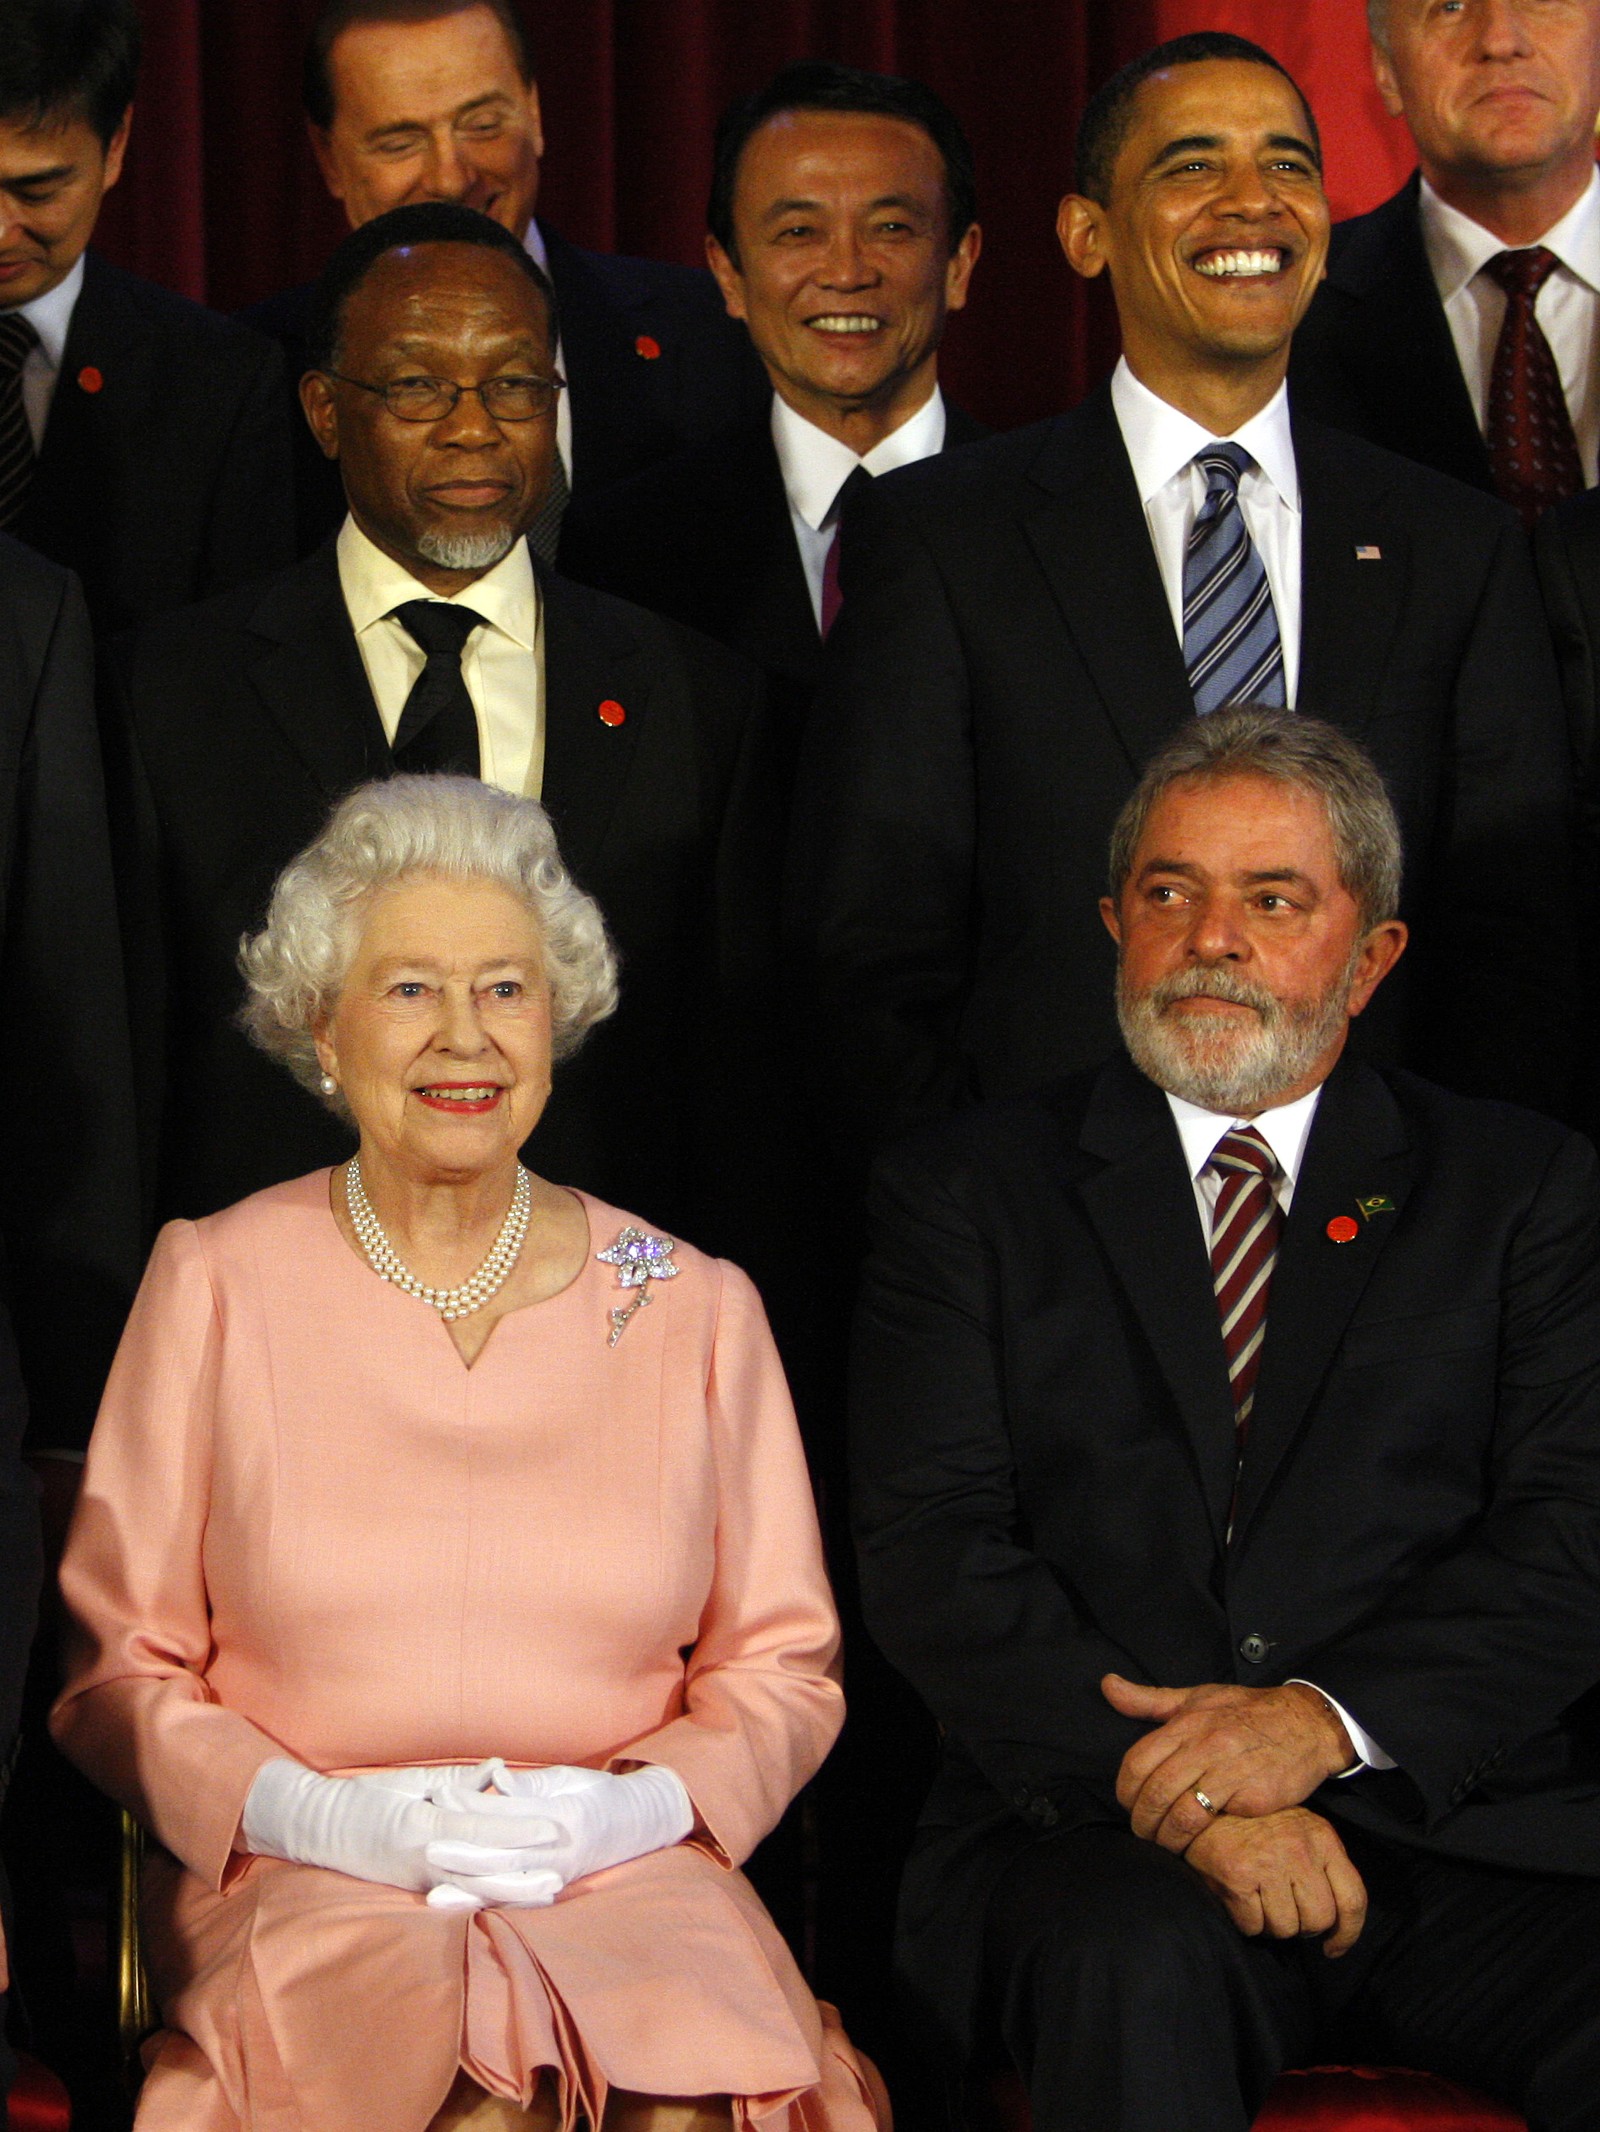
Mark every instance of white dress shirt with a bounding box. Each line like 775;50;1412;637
771;385;948;629
10;253;85;450
522;219;573;486
336;516;545;799
1111;357;1303;706
1164;1082;1395;1775
1419;169;1600;486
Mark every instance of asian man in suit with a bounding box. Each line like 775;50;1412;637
252;0;768;557
0;0;294;638
114;204;764;1249
850;707;1600;2132
791;31;1575;1178
1290;0;1600;529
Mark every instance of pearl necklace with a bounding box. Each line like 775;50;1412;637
345;1155;532;1321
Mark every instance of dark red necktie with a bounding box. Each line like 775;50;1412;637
1206;1125;1283;1448
818;466;872;636
1483;246;1584;531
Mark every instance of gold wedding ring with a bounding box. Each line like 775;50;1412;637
1193;1788;1222;1815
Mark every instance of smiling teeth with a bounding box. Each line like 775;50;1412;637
424;1086;498;1102
1196;250;1283;278
811;314;882;331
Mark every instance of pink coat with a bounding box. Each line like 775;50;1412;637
53;1176;878;2132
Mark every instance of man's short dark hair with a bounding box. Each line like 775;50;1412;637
0;0;141;147
304;0;533;132
1075;32;1322;206
304;201;557;372
708;60;977;264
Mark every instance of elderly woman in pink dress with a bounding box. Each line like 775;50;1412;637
51;776;883;2132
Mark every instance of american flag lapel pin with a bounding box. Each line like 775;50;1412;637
1355;544;1382;561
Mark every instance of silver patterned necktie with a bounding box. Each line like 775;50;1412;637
0;311;40;531
1182;442;1286;716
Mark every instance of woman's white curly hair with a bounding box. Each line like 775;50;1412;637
237;775;619;1116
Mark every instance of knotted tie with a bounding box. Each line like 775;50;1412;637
819;465;873;636
1181;443;1286;716
390;600;487;777
1483;247;1583;532
0;311;40;531
526;444;570;566
1206;1125;1283;1446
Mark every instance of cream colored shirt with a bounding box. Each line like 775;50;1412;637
1419;169;1600;487
1111;359;1303;706
12;253;84;449
336;516;545;799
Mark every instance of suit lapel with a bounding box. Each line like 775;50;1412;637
244;545;391;797
1323;179;1493;492
1076;1060;1240;1547
539;564;648;881
1021;390;1197;775
1231;1061;1418;1545
18;252;153;557
1294;417;1408;737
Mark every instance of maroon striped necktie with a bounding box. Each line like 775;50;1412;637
1206;1125;1283;1446
1483;246;1583;532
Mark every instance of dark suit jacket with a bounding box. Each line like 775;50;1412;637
10;251;295;639
559;401;990;740
0;535;139;1464
249;225;770;555
1290;175;1494;492
850;1051;1600;2054
114;542;766;1243
790;385;1576;1158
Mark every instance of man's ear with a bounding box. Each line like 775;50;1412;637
1370;36;1406;119
300;370;340;461
1100;893;1124;946
1346;919;1408;1018
1059;193;1110;281
101;105;131;193
706;233;748;323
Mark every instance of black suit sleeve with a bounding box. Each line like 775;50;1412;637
1;571;141;1451
197;335;296;599
787;482;981;1165
850;1139;1153;1830
1312;1127;1600;1829
1534;501;1600;914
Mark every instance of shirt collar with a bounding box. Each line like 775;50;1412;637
1419;167;1600;301
522;218;549;273
770;384;947;531
14;252;85;369
1165;1082;1325;1189
336;514;540;649
1110;355;1299;513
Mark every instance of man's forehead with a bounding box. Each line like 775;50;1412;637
1135;774;1340;868
1118;60;1313;168
0;109;100;174
347;244;545;330
328;7;527;125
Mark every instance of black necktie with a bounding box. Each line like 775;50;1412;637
390;600;487;777
0;312;40;531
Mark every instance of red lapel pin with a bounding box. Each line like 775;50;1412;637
1325;1215;1360;1245
597;698;626;727
77;364;104;394
634;334;661;361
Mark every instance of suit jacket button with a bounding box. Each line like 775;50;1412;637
1238;1633;1272;1665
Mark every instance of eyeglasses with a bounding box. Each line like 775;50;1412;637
323;370;566;422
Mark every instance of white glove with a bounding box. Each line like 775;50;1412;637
426;1761;694;1911
340;1761;502;1800
241;1757;564;1904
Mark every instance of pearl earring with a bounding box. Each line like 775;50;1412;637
319;1074;337;1096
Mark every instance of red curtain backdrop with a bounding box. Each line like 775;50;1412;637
92;0;1417;433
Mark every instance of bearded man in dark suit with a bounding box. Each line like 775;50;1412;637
791;31;1575;1174
252;0;768;557
1291;0;1600;524
851;706;1600;2132
0;0;293;638
115;203;764;1247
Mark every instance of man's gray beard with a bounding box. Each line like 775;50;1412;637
414;524;518;573
1116;954;1358;1114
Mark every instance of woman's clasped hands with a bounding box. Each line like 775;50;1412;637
242;1756;694;1911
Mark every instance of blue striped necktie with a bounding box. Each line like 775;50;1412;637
1182;442;1286;716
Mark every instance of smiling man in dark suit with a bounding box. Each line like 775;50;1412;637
116;202;762;1239
1291;0;1600;524
851;707;1600;2132
0;0;293;637
254;0;767;557
792;31;1575;1172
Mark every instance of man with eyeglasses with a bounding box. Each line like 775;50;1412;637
109;203;767;1243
